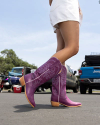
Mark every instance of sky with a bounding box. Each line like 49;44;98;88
0;0;100;72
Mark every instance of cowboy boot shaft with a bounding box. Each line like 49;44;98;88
51;74;60;102
51;65;82;107
60;66;67;100
20;57;62;108
51;66;67;102
24;57;61;90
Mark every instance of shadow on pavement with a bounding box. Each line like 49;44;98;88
35;92;74;94
35;92;51;94
14;104;68;113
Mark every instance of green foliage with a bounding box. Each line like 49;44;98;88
0;49;37;75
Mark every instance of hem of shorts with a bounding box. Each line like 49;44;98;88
53;19;80;28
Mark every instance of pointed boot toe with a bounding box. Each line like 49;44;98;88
51;65;82;107
19;57;61;108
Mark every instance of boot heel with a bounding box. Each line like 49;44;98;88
19;76;25;86
51;101;59;107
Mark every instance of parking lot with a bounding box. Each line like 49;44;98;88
0;91;100;125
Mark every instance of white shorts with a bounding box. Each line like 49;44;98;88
49;0;80;33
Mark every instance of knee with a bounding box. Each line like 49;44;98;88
67;45;79;56
73;45;79;55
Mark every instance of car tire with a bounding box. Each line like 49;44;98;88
1;87;3;91
0;87;3;92
8;90;11;92
88;87;92;94
73;83;79;93
41;87;46;92
36;87;42;92
80;83;86;94
21;86;25;92
12;86;13;91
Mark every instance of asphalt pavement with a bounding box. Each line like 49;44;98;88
0;91;100;125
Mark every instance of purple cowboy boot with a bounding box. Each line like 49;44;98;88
19;57;61;108
51;65;82;107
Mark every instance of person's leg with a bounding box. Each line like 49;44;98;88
52;21;79;64
20;57;62;108
56;29;65;66
51;21;81;107
51;65;82;107
20;21;79;108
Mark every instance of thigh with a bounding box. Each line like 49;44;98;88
59;21;79;47
56;29;65;52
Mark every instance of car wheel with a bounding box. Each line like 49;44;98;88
8;90;11;92
12;86;13;91
73;84;79;93
41;87;46;92
80;83;86;94
36;87;42;92
21;86;25;92
88;87;92;94
0;88;3;92
1;87;3;91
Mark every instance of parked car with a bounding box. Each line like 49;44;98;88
6;65;78;93
8;67;31;77
8;67;31;92
0;75;10;91
7;67;41;92
36;64;79;93
65;65;79;92
0;75;3;92
79;55;100;94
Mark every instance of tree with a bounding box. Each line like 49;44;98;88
0;49;37;75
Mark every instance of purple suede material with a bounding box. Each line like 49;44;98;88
26;82;36;107
51;65;82;106
24;57;61;107
51;73;60;102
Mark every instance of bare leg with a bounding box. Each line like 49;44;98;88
51;22;81;107
56;29;65;66
52;21;79;64
19;21;80;108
